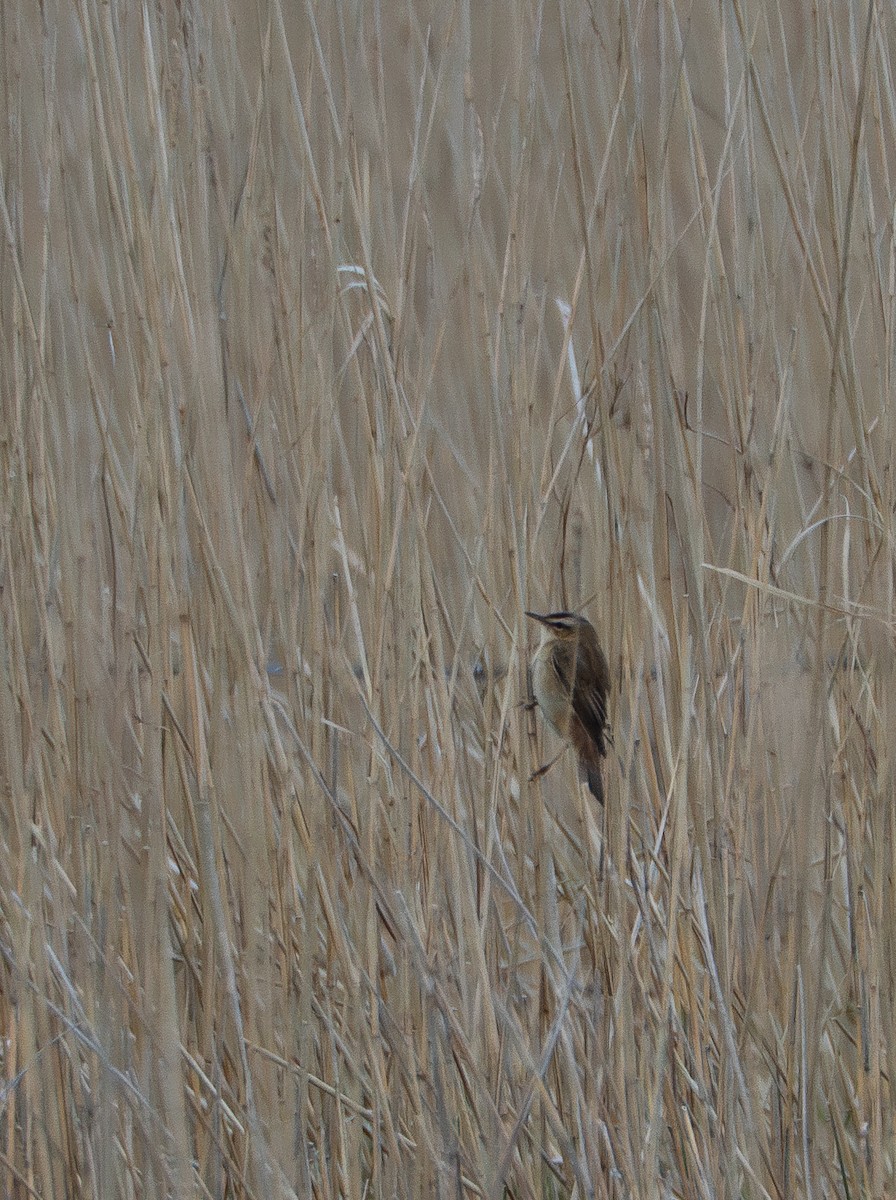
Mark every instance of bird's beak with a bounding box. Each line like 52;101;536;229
525;611;549;625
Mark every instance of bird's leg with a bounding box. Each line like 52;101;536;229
529;748;564;783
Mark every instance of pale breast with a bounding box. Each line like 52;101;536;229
531;646;573;739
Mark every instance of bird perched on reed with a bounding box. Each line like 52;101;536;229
525;610;610;803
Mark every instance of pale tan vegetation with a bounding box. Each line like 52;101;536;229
2;2;895;1196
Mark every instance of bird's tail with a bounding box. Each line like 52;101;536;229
584;762;604;805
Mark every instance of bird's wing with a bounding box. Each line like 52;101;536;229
575;682;608;757
551;639;609;757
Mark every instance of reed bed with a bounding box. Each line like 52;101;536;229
1;2;895;1196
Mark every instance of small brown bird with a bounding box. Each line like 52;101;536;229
525;610;610;804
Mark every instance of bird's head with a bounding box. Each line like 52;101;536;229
525;610;590;638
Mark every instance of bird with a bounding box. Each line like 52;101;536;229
525;610;610;804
